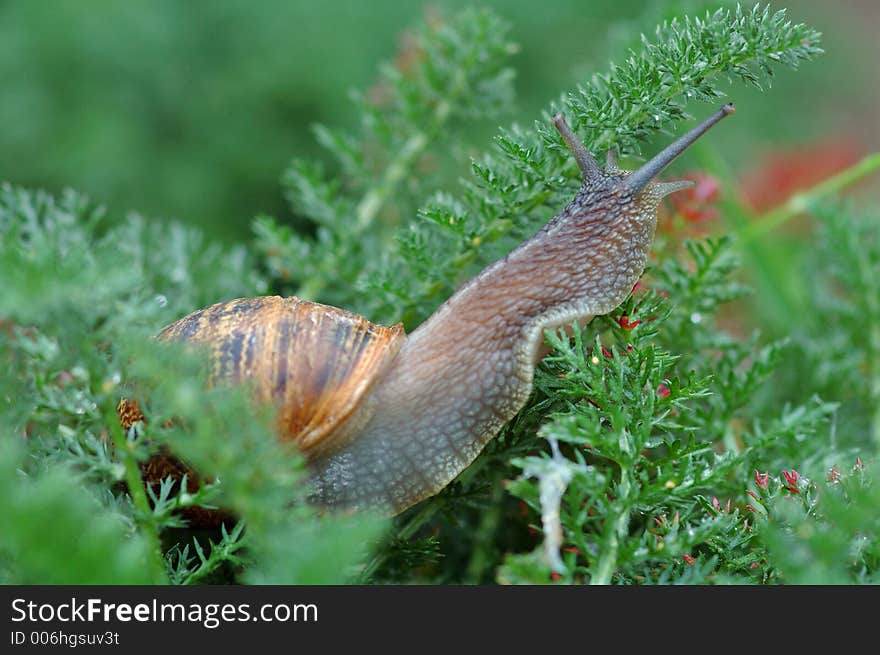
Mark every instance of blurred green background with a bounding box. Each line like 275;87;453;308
1;0;877;242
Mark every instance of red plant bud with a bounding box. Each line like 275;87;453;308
754;470;770;490
668;171;722;223
782;469;800;493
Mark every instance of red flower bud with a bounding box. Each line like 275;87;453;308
754;470;769;490
782;469;800;493
617;315;642;330
668;172;721;223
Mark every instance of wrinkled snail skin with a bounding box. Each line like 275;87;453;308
127;104;734;517
309;103;736;513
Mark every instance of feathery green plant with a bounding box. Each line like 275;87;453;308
0;186;381;584
2;3;878;585
254;8;517;313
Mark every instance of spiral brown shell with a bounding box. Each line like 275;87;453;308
118;296;404;456
156;295;405;455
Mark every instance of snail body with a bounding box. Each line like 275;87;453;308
122;104;735;515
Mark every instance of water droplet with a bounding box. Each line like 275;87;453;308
690;312;702;324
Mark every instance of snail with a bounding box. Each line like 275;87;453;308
119;103;735;517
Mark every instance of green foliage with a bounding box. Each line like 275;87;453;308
496;239;840;584
789;203;880;448
752;461;880;584
571;4;823;154
0;438;158;585
254;7;517;315
3;3;877;586
0;185;383;585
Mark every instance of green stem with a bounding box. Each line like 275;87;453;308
397;499;443;541
695;148;880;335
695;140;804;323
105;407;167;584
295;100;451;302
355;129;434;233
464;479;504;583
591;473;632;585
738;153;880;243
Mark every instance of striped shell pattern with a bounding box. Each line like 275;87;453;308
142;296;405;456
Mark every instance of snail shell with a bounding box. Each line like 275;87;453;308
155;295;404;458
117;296;404;524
